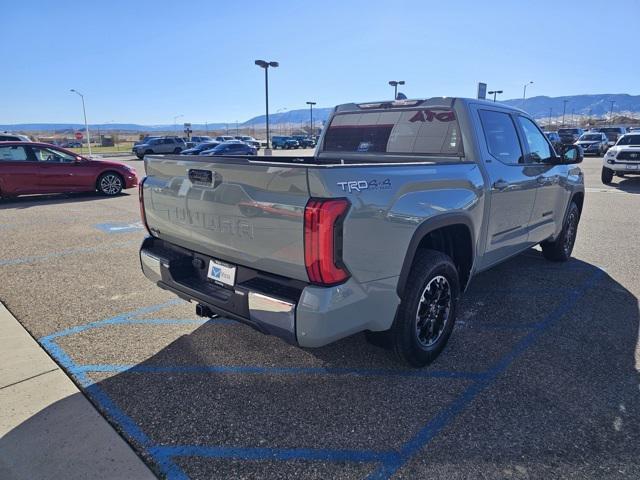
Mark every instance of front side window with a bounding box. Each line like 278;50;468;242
478;110;523;164
0;145;28;161
517;116;553;163
323;108;463;157
30;146;76;163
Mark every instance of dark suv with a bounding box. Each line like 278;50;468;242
271;136;300;149
132;136;185;159
557;128;585;145
292;135;316;148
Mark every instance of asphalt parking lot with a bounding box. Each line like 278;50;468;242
1;153;639;479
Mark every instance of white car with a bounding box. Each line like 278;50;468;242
0;132;31;142
601;133;640;184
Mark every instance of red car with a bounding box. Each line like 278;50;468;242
0;142;138;198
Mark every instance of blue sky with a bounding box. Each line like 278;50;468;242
2;0;639;124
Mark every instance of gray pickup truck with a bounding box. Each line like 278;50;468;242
139;97;584;367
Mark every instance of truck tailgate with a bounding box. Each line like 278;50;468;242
142;156;310;281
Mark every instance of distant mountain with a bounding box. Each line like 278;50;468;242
3;94;639;132
502;94;640;119
241;108;333;127
0;123;228;133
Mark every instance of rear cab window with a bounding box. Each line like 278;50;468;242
322;108;463;160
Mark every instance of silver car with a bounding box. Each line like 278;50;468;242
133;137;185;159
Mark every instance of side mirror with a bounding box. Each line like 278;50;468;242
560;144;583;164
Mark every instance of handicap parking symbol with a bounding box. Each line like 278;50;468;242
94;221;144;234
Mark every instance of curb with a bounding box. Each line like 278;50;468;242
0;302;157;480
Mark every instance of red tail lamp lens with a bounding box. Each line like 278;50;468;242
304;198;350;285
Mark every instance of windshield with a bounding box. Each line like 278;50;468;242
323;108;462;156
580;134;602;141
558;129;579;135
616;135;640;146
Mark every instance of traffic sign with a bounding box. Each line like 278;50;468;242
75;131;83;140
477;82;487;100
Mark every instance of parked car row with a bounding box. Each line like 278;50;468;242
271;135;316;149
545;126;637;157
181;139;257;156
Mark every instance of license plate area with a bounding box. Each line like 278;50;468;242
207;258;237;287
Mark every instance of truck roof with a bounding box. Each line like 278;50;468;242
334;97;527;114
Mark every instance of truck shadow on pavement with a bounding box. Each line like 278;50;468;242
610;177;640;194
9;251;639;479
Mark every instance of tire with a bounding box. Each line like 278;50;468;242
173;147;181;154
540;201;580;262
97;172;124;196
136;154;144;160
388;250;460;367
601;166;614;184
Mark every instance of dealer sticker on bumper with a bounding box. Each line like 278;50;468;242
207;259;236;287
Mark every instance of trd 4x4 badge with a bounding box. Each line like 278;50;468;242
337;178;392;193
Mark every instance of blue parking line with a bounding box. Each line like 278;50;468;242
365;267;604;479
36;265;604;480
73;363;487;381
94;221;144;234
40;332;153;446
0;240;138;267
40;300;185;341
151;445;396;464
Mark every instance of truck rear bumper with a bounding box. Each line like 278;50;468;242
140;237;401;348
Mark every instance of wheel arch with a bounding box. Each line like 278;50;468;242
397;213;476;296
571;190;584;215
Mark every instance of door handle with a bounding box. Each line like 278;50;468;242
492;180;510;191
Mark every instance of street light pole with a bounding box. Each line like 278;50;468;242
255;59;279;151
306;101;316;136
562;100;568;127
388;80;405;100
488;90;503;102
70;89;92;157
609;100;616;125
522;81;534;103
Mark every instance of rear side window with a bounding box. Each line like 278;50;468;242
323;108;462;156
478;110;523;164
0;145;28;161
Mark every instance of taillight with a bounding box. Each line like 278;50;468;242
304;198;350;285
138;177;151;235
